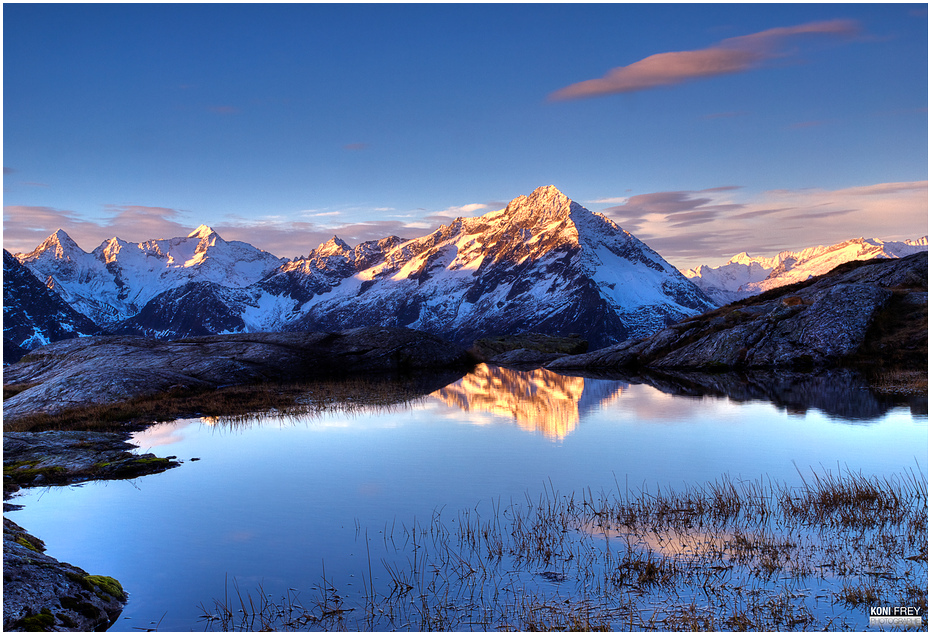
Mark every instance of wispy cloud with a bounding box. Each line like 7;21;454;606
599;180;927;267
3;167;15;175
588;196;629;204
428;203;490;220
549;19;859;100
787;119;833;129
208;105;239;115
4;204;197;254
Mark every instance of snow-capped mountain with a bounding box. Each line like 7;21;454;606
682;236;929;305
279;185;715;347
3;249;101;363
15;225;285;325
103;186;716;347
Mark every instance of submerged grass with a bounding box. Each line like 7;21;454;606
202;465;928;632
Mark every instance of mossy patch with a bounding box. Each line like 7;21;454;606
4;459;39;473
3;463;66;484
65;571;127;601
85;575;126;600
105;455;174;479
132;457;169;466
15;535;41;552
19;610;56;631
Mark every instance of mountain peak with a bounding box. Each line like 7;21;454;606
188;224;218;239
21;228;85;261
532;184;565;196
52;228;74;242
502;185;576;226
316;236;352;256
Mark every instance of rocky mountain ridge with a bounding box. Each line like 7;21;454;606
9;186;715;351
15;225;285;326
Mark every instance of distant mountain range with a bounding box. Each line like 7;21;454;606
5;186;716;359
16;224;286;326
6;186;926;363
681;237;928;305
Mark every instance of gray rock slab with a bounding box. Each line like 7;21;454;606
3;327;473;421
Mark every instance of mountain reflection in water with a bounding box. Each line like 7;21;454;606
433;363;626;438
131;364;925;449
430;364;924;438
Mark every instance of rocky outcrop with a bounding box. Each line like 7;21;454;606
548;252;927;372
3;431;180;501
2;327;474;422
2;432;180;632
4;518;127;632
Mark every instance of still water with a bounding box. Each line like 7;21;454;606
7;365;928;631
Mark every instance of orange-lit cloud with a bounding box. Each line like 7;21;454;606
550;19;859;100
4;204;206;254
3;203;422;260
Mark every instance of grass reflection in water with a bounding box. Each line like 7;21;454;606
200;465;927;632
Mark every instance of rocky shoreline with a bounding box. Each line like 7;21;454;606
3;430;181;631
2;326;475;631
4;326;475;423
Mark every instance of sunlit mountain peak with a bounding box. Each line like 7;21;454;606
316;235;353;256
188;224;218;240
19;228;85;261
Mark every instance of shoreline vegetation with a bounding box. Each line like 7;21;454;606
199;466;928;632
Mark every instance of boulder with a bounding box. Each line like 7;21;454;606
4;518;126;632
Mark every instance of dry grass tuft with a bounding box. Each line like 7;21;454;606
202;466;928;632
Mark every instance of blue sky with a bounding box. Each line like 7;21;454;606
3;3;927;267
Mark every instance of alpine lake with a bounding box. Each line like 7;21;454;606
7;364;928;631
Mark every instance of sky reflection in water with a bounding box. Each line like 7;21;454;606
7;365;927;631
